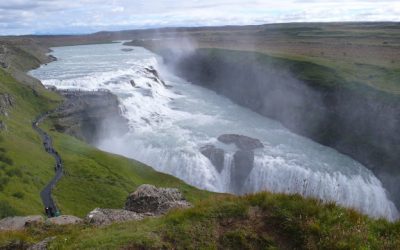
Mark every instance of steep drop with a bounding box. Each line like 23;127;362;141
30;42;399;221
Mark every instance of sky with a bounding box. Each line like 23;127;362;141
1;0;400;35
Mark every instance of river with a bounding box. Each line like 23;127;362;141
30;42;399;221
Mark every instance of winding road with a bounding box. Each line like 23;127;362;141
32;111;63;217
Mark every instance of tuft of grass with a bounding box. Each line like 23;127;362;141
0;200;20;219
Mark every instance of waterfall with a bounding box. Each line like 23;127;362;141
30;42;399;221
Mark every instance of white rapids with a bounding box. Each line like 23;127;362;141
30;42;399;221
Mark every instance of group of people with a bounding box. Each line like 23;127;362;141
45;206;55;217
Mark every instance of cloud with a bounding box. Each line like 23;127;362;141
0;0;399;35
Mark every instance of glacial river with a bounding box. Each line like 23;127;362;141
30;42;399;221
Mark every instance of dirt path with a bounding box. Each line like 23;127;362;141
32;111;63;217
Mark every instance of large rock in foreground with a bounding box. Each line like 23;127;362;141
218;134;264;151
125;184;192;215
0;216;43;231
86;208;144;226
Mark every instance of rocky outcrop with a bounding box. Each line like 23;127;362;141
125;184;192;215
0;216;44;231
85;208;144;226
200;145;225;172
218;134;264;150
48;215;82;225
232;150;254;193
51;90;129;144
85;185;192;226
28;237;56;250
201;134;262;193
0;120;7;130
145;66;166;86
0;93;14;116
0;215;84;231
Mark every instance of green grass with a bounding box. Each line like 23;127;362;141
47;129;211;217
0;68;61;216
2;192;399;249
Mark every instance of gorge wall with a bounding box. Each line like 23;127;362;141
161;48;400;206
50;89;129;144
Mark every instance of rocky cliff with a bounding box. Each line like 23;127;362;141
50;89;129;144
163;48;400;206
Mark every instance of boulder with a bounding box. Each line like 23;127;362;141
125;184;192;215
0;216;44;231
231;150;255;193
46;85;58;92
85;208;144;226
218;134;263;151
130;80;136;87
48;55;57;62
48;215;82;225
145;67;167;86
200;145;225;172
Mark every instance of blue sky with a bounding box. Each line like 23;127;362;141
1;0;400;35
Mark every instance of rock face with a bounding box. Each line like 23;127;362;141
200;145;225;172
218;134;264;151
51;90;129;144
200;134;263;193
145;66;166;86
232;150;255;193
0;216;44;231
0;93;14;116
48;215;82;225
85;208;144;226
125;184;192;215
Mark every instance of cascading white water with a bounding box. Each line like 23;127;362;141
30;42;399;221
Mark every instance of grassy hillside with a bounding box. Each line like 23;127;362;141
0;68;61;217
1;192;400;249
46;129;211;217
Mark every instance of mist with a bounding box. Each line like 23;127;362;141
152;31;400;209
